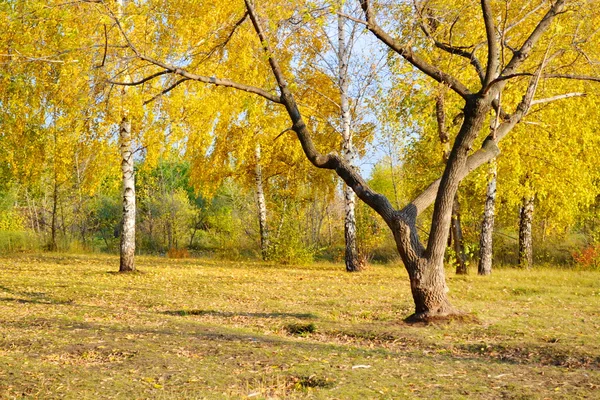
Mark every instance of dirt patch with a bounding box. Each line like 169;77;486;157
42;345;137;366
459;343;600;370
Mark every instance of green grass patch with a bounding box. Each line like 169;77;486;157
0;253;598;399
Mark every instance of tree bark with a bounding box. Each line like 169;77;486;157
119;116;136;272
50;176;58;251
478;163;497;275
436;92;467;275
338;13;362;272
518;195;534;269
254;144;269;260
451;196;467;274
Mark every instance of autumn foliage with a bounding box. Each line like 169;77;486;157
572;244;600;270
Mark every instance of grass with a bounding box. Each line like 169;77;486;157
0;253;598;399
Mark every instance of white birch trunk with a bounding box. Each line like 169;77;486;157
255;144;269;260
119;116;136;272
478;162;497;275
338;13;361;272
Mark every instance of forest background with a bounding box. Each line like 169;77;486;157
0;0;599;273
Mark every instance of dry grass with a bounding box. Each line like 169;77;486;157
0;253;598;399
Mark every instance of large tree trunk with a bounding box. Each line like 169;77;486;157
451;196;468;274
436;92;467;275
478;163;497;275
338;13;361;272
119;116;136;272
518;195;534;269
255;144;269;260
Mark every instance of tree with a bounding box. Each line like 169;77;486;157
119;116;136;271
1;0;121;252
96;0;599;320
478;162;496;275
254;144;270;260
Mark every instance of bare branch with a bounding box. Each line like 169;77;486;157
417;15;485;84
407;44;557;217
200;11;249;63
94;24;108;69
273;127;294;141
107;6;142;58
105;6;282;104
530;92;586;105
143;78;191;105
107;70;171;86
305;85;341;109
337;12;368;26
543;73;600;82
481;0;500;85
244;0;398;234
490;71;600;86
500;0;566;78
359;0;472;100
503;1;546;35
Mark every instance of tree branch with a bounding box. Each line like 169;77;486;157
143;78;191;105
406;138;501;216
244;0;399;236
105;6;282;104
107;70;171;86
337;12;368;26
199;11;249;63
500;0;566;78
530;92;586;106
481;0;500;85
359;0;472;100
417;17;485;84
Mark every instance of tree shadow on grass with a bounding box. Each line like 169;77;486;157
0;296;73;305
0;285;73;305
162;309;318;320
4;314;598;372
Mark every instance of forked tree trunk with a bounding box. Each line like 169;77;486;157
338;13;361;272
451;196;468;274
397;242;455;320
255;144;269;260
519;195;534;269
119;116;136;272
243;0;541;319
478;163;497;275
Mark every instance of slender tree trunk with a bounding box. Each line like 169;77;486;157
478;163;497;275
338;13;361;272
25;189;38;234
50;177;58;251
518;195;534;269
451;196;468;274
119;116;136;272
254;144;269;260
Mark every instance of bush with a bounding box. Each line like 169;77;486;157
167;247;190;259
572;244;600;270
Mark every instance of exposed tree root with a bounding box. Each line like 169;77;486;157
404;310;479;325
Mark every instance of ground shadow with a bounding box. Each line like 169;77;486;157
0;296;73;305
162;309;318;319
0;285;73;305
